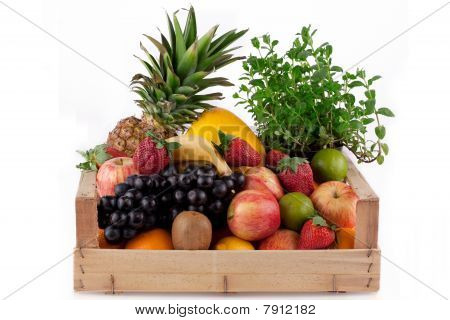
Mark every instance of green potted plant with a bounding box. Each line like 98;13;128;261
234;26;394;164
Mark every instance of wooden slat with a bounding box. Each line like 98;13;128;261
75;171;99;248
355;200;379;249
344;151;379;249
76;170;97;199
74;248;380;292
74;248;380;275
74;273;379;293
345;153;378;202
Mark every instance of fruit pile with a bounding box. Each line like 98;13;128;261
98;164;245;244
75;6;386;252
90;124;358;250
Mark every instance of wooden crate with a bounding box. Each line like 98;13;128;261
74;156;380;293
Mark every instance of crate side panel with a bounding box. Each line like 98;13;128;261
355;200;379;249
74;273;379;293
76;171;99;248
345;153;379;249
75;249;380;275
345;153;378;201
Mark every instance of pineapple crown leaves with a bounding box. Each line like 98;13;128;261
76;144;111;171
145;131;181;158
311;215;336;231
212;130;235;155
131;6;248;131
277;156;309;173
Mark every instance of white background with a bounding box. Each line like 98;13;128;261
0;0;449;318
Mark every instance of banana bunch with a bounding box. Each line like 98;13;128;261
166;135;232;176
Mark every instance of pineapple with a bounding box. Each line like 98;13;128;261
107;6;247;156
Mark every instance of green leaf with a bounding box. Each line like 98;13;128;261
362;118;375;125
312;215;329;227
166;12;176;55
183;6;197;48
173;13;186;66
143;34;168;56
251;37;260;49
208;28;248;55
249;79;264;87
365;99;376;114
348;80;364;88
364;89;376;99
350;120;363;130
176;41;198;79
182;71;208;86
75;144;110;171
197;77;233;90
166;66;180;92
312;68;327;81
377;107;395;117
197;25;218;60
331;66;343;72
368;75;381;85
217;130;234;152
169;93;187;104
375;125;386;139
376;154;384;165
166;141;182;152
381;143;389;155
277;157;309;173
175;86;195;95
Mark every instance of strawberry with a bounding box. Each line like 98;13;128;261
298;216;335;249
133;132;181;175
266;149;288;167
213;130;261;167
106;146;128;158
277;156;314;195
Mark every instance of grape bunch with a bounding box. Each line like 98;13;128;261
98;164;246;244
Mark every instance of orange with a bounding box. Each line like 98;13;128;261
335;227;355;249
125;228;174;250
98;229;124;249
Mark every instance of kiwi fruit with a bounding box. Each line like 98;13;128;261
171;211;212;250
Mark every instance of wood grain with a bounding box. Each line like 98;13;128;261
345;154;379;201
74;248;380;293
355;200;379;249
75;171;99;248
345;152;379;249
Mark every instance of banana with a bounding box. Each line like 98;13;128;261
166;135;232;176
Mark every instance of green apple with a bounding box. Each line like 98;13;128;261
311;148;348;182
279;192;315;231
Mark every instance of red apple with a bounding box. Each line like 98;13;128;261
244;166;284;200
259;229;299;250
96;157;138;197
310;181;358;228
227;190;280;241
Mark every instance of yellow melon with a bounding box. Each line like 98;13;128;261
187;108;265;164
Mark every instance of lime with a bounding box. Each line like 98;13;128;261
279;192;315;231
311;149;348;182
